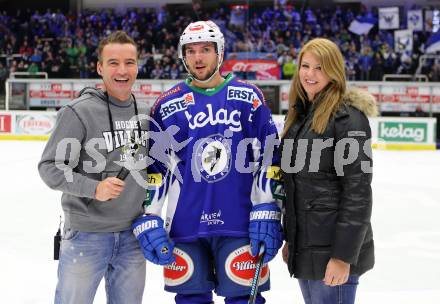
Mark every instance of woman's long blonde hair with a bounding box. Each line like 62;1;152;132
282;38;346;137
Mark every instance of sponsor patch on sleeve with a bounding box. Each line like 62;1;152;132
147;173;163;186
160;92;195;120
227;86;262;109
347;130;367;137
265;166;282;180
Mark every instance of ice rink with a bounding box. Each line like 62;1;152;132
0;140;439;304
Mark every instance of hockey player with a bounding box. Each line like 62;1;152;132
132;21;283;304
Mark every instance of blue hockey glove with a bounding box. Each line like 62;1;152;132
132;215;175;265
249;203;283;264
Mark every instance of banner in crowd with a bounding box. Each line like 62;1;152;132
230;5;247;28
431;87;440;112
226;52;277;60
425;10;433;32
15;113;56;135
28;81;173;108
349;83;440;113
279;83;289;112
394;29;413;53
221;60;280;80
425;30;440;53
424;10;440;32
407;10;423;31
131;83;162;108
71;82;104;98
379;7;399;30
0;114;12;133
12;79;440;114
348;16;376;35
29;82;73;107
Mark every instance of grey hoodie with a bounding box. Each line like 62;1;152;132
38;88;149;232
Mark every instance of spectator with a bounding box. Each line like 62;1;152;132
277;50;290;66
27;62;39;74
30;49;43;63
78;54;89;79
370;52;385;81
397;51;413;75
0;6;435;81
151;62;163;79
380;44;397;74
19;40;33;57
282;57;297;80
428;63;440;82
346;56;357;81
66;39;79;65
169;63;180;79
358;47;372;81
0;62;8;94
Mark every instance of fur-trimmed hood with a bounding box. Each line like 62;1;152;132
342;88;379;117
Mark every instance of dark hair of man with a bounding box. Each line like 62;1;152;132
97;31;138;63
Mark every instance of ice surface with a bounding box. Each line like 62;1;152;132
0;141;439;303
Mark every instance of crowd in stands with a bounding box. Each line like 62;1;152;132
0;3;438;85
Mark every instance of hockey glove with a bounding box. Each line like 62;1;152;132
132;215;175;265
249;203;283;264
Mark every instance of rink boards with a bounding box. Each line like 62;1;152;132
0;110;436;150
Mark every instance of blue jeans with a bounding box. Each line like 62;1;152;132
55;228;146;304
298;275;359;304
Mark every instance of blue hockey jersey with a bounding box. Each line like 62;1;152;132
145;73;281;242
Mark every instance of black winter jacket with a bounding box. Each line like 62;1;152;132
281;89;377;280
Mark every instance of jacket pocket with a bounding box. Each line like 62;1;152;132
305;196;339;247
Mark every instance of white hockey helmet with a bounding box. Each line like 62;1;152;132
178;20;225;66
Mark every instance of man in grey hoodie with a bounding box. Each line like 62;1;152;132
38;31;150;304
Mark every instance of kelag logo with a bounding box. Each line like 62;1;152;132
379;122;427;143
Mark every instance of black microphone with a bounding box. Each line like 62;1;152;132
116;138;139;180
116;167;130;180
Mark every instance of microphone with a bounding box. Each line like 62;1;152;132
116;138;140;180
116;167;130;180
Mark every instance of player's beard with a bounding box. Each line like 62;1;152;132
189;60;218;82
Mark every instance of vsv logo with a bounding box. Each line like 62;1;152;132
185;104;242;132
160;93;195;120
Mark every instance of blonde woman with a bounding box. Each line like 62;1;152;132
280;38;377;304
